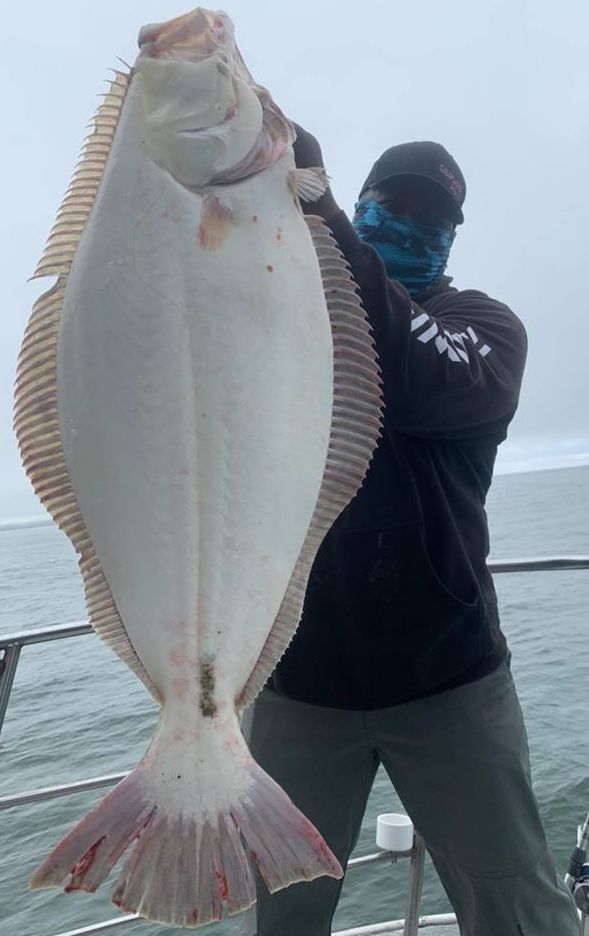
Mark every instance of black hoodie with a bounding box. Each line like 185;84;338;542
272;210;528;710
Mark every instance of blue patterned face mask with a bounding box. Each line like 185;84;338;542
352;199;455;296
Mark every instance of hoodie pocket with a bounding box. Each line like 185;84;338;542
307;523;483;694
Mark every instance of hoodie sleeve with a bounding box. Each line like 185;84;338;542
325;210;528;441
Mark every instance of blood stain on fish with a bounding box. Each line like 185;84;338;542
65;836;106;891
198;194;233;250
266;265;274;273
215;868;228;899
172;674;190;699
169;647;185;667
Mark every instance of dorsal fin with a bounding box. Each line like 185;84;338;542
15;69;159;701
32;70;130;279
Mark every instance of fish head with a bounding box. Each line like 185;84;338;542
136;8;295;189
137;8;229;60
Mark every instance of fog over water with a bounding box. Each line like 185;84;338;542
2;0;588;520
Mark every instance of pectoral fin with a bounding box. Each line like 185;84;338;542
288;167;330;202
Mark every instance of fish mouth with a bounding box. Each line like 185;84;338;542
178;100;239;139
138;8;234;62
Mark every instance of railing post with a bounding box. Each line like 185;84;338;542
0;643;22;739
403;833;425;936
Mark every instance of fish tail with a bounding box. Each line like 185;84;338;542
30;750;342;926
229;758;344;895
29;768;154;896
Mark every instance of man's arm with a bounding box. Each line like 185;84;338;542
327;211;528;440
292;125;527;441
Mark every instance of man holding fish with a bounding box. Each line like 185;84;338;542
243;128;580;935
18;7;579;931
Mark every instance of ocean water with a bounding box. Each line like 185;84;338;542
0;465;588;936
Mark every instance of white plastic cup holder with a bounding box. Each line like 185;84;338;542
376;813;414;853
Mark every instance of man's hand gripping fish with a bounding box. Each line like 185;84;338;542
14;8;382;927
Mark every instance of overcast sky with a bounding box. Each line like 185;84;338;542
2;0;588;520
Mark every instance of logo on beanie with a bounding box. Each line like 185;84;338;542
439;163;463;199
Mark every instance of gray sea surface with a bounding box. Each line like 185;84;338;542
0;465;588;936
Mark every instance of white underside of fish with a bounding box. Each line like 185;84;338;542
15;55;382;928
58;78;334;712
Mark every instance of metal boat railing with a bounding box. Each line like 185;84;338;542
41;845;454;936
1;555;589;936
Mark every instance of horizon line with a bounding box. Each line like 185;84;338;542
1;459;588;531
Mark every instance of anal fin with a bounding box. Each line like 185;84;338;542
238;215;383;709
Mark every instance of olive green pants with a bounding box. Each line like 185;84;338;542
240;663;580;936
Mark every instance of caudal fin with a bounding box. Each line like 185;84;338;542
31;755;342;926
